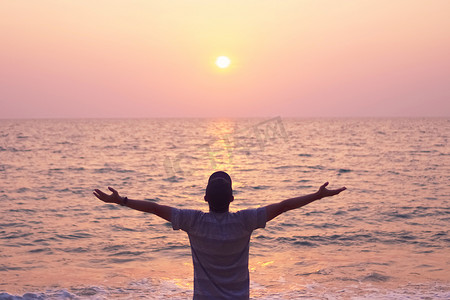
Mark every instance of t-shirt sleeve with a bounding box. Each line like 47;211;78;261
171;208;202;232
240;207;267;231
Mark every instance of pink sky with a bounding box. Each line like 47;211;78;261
1;1;449;118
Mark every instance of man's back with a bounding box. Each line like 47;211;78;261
171;207;267;300
94;173;345;299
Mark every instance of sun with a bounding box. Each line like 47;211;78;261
215;56;231;68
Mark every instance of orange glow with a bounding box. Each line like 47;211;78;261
1;1;449;118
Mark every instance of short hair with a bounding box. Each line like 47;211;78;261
206;172;233;212
208;171;232;186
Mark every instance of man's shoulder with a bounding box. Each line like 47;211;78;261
173;208;204;217
234;207;267;230
171;208;205;231
234;206;266;215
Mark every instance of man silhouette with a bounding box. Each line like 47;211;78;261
94;171;346;299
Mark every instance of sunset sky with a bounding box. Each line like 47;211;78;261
1;1;449;118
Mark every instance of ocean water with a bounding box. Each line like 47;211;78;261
0;118;449;299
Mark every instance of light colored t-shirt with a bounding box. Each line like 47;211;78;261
171;207;267;300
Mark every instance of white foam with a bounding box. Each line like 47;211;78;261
1;281;449;299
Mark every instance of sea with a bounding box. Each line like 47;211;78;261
0;118;449;299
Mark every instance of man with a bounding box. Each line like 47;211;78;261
93;171;346;299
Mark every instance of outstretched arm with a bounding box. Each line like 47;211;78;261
264;182;346;222
93;187;173;222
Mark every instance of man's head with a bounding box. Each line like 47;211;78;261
204;171;234;213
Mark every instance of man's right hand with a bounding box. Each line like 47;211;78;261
265;182;346;222
316;182;347;199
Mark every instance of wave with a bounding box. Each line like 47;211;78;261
1;281;449;300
